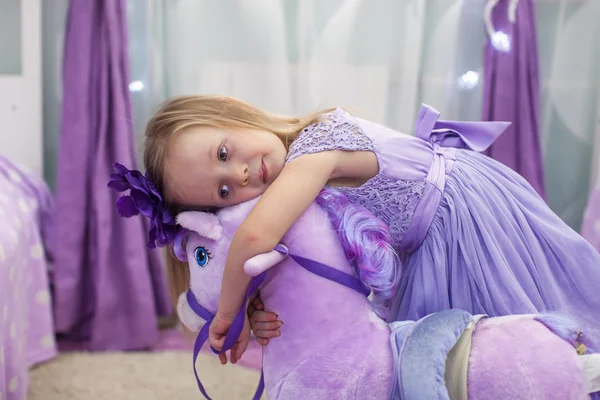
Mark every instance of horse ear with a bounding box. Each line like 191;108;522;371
176;292;207;332
217;197;260;238
176;211;223;241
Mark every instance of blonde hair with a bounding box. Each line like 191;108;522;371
142;94;335;306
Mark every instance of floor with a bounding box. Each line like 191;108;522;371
29;350;264;399
29;327;265;399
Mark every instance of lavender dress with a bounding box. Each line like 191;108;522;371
286;105;600;334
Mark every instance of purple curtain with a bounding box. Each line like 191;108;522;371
52;0;172;351
482;0;546;199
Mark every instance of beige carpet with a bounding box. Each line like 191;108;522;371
29;351;264;399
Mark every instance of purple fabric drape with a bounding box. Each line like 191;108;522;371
482;0;546;199
53;0;172;351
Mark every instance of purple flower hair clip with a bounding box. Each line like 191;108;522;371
107;162;180;249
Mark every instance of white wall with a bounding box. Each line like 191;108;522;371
0;0;42;176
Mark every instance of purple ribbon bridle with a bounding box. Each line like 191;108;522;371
186;244;371;400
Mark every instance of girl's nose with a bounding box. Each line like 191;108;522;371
235;164;249;186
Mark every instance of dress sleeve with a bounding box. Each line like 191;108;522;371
286;108;374;163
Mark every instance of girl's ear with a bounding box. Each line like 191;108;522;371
176;292;207;332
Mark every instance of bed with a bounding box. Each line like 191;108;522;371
0;154;57;399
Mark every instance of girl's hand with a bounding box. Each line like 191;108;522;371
209;313;251;365
248;294;283;346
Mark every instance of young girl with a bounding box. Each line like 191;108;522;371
142;95;600;362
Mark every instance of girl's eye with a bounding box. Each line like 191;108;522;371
218;145;228;161
219;184;229;199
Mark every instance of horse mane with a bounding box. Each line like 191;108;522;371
172;228;191;262
316;188;401;320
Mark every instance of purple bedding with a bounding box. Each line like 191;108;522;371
0;155;56;399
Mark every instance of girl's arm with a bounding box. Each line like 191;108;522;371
209;149;378;359
214;151;341;324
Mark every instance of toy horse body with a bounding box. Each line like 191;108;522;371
246;208;394;398
178;197;394;398
175;196;600;400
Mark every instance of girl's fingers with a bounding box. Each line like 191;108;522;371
254;329;281;339
253;320;282;331
252;296;264;310
251;311;279;323
257;338;269;346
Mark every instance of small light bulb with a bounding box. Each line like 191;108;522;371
457;70;480;90
491;31;510;52
129;80;144;92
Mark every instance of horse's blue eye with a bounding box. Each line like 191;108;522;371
194;247;211;267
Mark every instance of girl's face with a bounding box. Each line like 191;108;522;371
165;125;287;209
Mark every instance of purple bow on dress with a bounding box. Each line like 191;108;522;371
414;103;511;152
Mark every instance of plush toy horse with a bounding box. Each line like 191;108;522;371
173;193;600;400
106;163;600;399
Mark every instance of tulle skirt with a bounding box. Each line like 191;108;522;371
389;150;600;347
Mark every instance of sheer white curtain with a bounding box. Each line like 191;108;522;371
41;0;69;190
535;0;600;231
580;99;600;250
580;58;600;249
127;0;485;138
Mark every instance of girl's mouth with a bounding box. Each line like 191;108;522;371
261;159;268;184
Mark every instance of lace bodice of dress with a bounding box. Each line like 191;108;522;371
287;107;426;247
286;108;375;162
